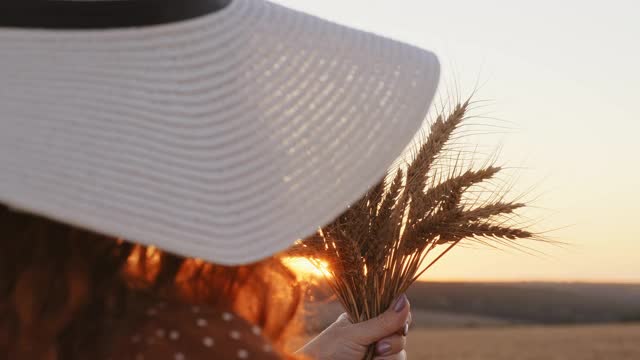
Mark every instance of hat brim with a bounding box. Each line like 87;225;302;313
0;0;439;265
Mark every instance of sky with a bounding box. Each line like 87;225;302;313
273;0;640;283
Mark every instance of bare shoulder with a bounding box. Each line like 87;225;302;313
107;301;283;360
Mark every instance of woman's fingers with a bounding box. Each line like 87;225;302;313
375;335;406;356
348;294;411;346
375;349;407;360
395;311;412;336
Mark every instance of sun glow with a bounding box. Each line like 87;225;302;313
283;257;332;280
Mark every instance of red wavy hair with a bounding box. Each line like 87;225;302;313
0;205;303;359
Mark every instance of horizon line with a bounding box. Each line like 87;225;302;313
417;278;640;285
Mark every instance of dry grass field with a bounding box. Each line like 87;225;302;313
299;282;640;358
406;324;640;360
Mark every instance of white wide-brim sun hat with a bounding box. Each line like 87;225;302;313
0;0;439;265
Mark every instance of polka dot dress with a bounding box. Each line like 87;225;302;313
107;302;281;360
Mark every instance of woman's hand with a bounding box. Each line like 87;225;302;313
296;294;411;360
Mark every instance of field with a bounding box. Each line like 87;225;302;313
407;324;640;360
299;282;640;358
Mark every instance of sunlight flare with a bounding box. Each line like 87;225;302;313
283;257;331;280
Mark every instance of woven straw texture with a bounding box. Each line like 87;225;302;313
0;0;439;265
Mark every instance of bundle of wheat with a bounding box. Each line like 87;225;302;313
289;98;540;359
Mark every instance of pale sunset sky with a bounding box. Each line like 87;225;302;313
274;0;640;283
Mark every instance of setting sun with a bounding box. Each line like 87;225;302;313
283;257;332;280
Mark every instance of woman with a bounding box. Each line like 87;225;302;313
0;0;439;359
0;205;413;359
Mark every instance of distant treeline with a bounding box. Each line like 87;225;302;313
305;281;640;325
404;282;640;324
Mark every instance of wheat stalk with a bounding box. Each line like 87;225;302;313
289;98;538;360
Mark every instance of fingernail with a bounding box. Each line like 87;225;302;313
376;341;392;355
393;294;408;312
402;321;409;336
